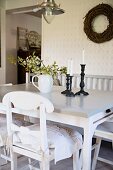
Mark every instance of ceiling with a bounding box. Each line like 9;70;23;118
6;5;42;18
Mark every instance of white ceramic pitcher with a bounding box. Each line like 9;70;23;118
32;74;53;93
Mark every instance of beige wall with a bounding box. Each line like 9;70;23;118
0;5;6;84
42;0;113;76
0;0;6;8
6;14;41;84
0;0;42;84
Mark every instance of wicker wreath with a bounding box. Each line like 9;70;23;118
84;4;113;43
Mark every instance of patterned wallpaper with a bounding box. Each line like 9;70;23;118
42;0;113;76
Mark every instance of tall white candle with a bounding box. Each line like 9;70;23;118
82;49;85;64
70;59;73;76
67;60;70;74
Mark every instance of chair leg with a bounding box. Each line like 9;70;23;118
0;146;9;166
10;151;17;170
92;137;102;170
2;147;8;164
73;150;81;170
39;158;50;170
28;158;33;170
79;149;83;170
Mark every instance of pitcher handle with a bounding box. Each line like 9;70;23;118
32;75;39;89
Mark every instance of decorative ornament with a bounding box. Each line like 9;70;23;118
84;4;113;43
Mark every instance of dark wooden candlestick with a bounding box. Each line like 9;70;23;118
61;74;70;94
61;74;75;97
75;64;89;96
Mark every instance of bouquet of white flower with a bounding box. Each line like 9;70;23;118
8;52;67;78
17;53;41;73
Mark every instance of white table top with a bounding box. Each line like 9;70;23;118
0;84;113;118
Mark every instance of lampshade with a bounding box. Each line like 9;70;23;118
43;7;55;24
37;0;65;24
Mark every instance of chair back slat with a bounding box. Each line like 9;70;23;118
103;79;108;91
26;72;35;83
61;74;66;87
97;78;102;90
93;78;96;90
57;74;62;85
76;76;80;88
109;79;113;91
40;103;48;151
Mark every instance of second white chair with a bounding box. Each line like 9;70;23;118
92;119;113;170
3;91;83;170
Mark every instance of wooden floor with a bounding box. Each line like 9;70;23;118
0;141;113;170
0;157;113;170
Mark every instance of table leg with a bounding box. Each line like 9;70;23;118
82;123;96;170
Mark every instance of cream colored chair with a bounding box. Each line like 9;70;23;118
0;84;13;164
3;91;83;170
92;119;113;170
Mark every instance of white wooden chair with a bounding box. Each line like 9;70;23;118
92;121;113;170
0;84;13;164
3;91;83;170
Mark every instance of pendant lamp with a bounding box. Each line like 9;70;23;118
37;0;65;24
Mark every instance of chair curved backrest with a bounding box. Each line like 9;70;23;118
3;91;54;113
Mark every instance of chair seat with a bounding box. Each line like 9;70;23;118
13;123;82;163
97;121;113;133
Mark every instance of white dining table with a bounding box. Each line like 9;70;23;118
0;83;113;170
